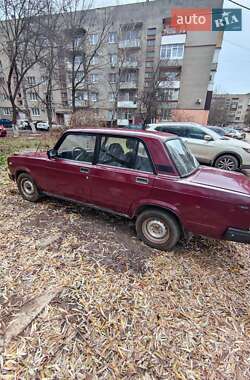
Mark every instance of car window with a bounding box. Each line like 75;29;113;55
97;136;153;173
156;125;186;137
165;138;199;177
57;134;96;162
185;126;206;140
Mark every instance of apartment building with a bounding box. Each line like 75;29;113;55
210;93;250;125
0;0;223;126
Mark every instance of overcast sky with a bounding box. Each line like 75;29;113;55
93;0;250;95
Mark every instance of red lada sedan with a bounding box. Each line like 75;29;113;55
7;128;250;251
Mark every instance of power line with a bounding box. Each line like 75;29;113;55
227;0;250;10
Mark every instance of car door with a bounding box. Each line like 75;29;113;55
38;132;97;202
183;126;217;164
89;135;155;215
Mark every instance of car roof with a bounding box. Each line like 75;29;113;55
148;122;202;127
67;127;176;141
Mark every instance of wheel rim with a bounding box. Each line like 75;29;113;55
216;157;237;171
21;178;34;195
142;218;170;244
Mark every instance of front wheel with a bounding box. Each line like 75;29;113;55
17;173;41;202
136;209;181;251
214;154;239;171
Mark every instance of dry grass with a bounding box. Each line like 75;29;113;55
0;138;250;379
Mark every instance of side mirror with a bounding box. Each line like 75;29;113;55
204;134;213;142
47;148;58;159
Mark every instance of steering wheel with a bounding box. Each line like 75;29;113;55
72;146;87;160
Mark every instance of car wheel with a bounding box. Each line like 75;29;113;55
214;154;239;171
17;173;41;202
136;209;181;251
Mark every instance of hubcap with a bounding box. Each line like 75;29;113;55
142;218;170;244
21;179;34;195
216;157;236;171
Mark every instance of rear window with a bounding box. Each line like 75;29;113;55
165;138;199;177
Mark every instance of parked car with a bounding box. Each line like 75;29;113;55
17;120;33;130
35;121;50;131
224;127;246;140
0;125;7;137
147;122;250;174
208;126;225;137
7;128;250;251
243;126;250;133
0;118;12;128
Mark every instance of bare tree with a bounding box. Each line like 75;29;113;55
61;0;112;112
208;96;227;126
0;0;48;127
137;61;174;126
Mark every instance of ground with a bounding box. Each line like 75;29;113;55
0;135;250;379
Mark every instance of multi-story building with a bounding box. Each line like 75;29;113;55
0;0;223;126
210;93;250;126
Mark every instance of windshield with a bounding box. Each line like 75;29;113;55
165;138;199;177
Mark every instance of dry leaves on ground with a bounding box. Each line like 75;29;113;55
0;170;250;379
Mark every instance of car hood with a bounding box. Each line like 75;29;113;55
188;167;250;196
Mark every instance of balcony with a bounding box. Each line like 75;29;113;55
117;119;129;126
159;80;180;89
118;101;137;109
119;81;137;90
122;61;139;69
119;39;141;49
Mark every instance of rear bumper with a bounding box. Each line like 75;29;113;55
224;228;250;244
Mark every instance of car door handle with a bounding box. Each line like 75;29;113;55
80;167;89;173
136;177;149;184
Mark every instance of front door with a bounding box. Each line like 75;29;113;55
183;125;217;164
38;133;97;202
89;135;155;215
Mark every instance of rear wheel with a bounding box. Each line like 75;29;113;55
214;154;239;171
136;209;181;251
17;173;41;202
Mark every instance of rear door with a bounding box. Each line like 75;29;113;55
89;135;155;215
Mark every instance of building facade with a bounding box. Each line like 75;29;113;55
210;93;250;126
0;0;223;126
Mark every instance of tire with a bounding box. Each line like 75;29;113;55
136;209;181;251
214;154;239;171
17;173;41;202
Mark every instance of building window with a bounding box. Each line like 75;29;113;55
90;92;98;102
145;72;153;79
0;107;12;115
29;92;38;101
147;28;156;36
0;93;7;101
27;76;36;85
74;56;83;66
90;73;98;83
75;71;84;82
146;50;155;58
235;117;240;120
160;44;184;60
109;54;118;65
32;108;40;116
109;92;115;102
147;39;155;46
122;29;139;41
108;32;118;43
89;33;98;45
92;55;99;65
145;61;154;68
76;91;88;101
109;73;117;83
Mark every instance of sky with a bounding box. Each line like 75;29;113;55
93;0;250;95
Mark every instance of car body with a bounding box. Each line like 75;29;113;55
224;127;246;140
0;118;12;128
0;125;7;137
7;128;250;250
208;126;225;137
17;120;33;130
243;126;250;133
147;122;250;175
35;121;50;131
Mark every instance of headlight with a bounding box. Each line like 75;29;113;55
243;148;250;153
